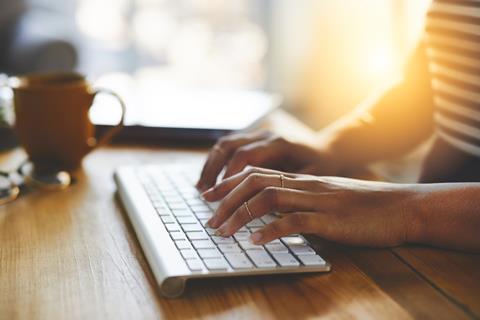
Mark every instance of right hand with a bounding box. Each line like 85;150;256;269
196;131;340;192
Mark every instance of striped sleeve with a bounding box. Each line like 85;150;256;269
426;0;480;156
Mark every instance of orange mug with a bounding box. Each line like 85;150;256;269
6;72;126;171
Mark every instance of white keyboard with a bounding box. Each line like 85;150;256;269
115;164;330;298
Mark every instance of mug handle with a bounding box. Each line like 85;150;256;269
89;88;126;150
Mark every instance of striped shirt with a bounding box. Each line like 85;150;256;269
426;0;480;157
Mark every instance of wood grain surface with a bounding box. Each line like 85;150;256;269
1;111;479;320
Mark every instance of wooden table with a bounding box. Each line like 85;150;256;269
1;111;479;320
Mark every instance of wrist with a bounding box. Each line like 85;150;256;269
401;185;429;244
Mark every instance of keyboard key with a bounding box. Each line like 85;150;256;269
186;259;203;271
161;216;175;224
272;253;300;267
249;227;263;234
239;241;264;251
192;240;216;249
246;250;277;268
182;224;203;232
187;231;209;240
205;227;216;235
233;232;251;241
290;245;316;256
180;249;198;260
175;240;191;250
282;236;306;246
246;219;264;228
197;248;222;259
165;223;181;232
171;209;193;217
203;258;229;270
211;236;235;244
199;219;209;226
265;243;289;253
183;193;199;200
155;207;171;216
170;231;186;241
177;216;198;224
265;239;282;245
209;202;220;210
298;254;326;266
190;205;211;213
186;199;205;206
195;212;213;219
218;243;242;253
164;196;183;204
225;253;254;269
261;214;278;224
170;204;189;210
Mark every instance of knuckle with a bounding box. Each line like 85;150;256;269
217;136;232;149
314;178;331;190
259;130;274;139
290;214;306;230
232;148;250;162
247;166;261;175
267;222;280;234
246;173;263;187
262;187;280;207
271;135;287;145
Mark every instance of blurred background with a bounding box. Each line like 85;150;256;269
0;0;431;129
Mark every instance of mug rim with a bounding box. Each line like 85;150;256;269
10;72;88;90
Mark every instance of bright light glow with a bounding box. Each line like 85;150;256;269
132;9;177;57
366;47;395;76
76;0;130;49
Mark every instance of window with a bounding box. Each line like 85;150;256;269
74;0;269;89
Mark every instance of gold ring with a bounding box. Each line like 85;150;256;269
212;145;227;156
244;202;254;221
279;174;285;188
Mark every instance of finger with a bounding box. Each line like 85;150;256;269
202;167;297;202
196;131;271;191
206;172;312;228
249;212;331;245
216;188;332;236
222;141;284;180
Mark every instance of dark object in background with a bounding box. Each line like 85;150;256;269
0;0;79;151
0;127;17;151
0;2;78;75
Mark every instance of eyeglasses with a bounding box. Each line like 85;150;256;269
0;160;72;205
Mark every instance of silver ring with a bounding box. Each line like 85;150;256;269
244;202;254;221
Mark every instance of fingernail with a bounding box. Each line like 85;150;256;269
196;182;207;192
201;188;214;200
215;225;228;237
250;232;263;244
206;218;215;228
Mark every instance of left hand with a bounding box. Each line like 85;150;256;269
202;167;421;247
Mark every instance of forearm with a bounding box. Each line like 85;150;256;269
315;42;435;173
408;183;480;252
316;89;432;172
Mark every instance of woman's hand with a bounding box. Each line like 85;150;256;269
202;167;422;247
196;131;340;192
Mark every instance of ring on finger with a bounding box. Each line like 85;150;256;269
279;174;285;188
244;201;254;221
